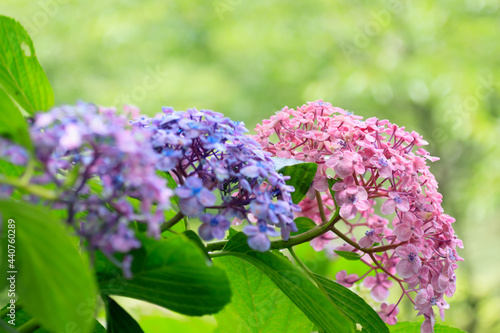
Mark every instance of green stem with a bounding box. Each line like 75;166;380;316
207;213;341;252
288;247;329;295
315;190;328;225
17;318;40;333
19;159;35;185
160;211;185;232
330;224;361;250
0;177;58;200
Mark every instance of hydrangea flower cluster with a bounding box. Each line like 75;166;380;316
0;103;172;277
254;100;463;333
132;107;299;252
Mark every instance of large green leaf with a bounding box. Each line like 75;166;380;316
314;274;389;333
214;255;313;333
0;304;106;332
0;200;97;333
96;234;231;316
278;162;317;204
390;322;467;333
221;232;354;333
0;16;54;114
0;88;31;149
104;296;144;333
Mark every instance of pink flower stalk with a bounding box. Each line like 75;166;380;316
254;100;463;332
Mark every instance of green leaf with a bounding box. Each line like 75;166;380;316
183;229;211;261
0;88;31;149
227;227;239;239
290;217;317;236
0;200;97;333
96;233;231;316
314;274;389;333
214;255;313;333
278;162;318;204
0;16;54;114
0;305;106;332
0;159;24;178
390;322;467;333
334;250;362;261
104;296;144;333
221;233;354;333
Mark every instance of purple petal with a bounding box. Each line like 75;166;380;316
243;225;259;236
198;224;214;241
247;234;271;252
198;189;216;206
240;165;260;178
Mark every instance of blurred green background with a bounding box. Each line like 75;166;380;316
2;0;499;332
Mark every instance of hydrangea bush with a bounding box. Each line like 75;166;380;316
0;15;463;333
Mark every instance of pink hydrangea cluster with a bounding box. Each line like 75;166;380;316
254;100;463;333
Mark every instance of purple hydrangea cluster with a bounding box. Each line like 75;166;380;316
132;107;299;251
1;103;172;277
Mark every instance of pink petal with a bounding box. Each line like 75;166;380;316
340;204;357;220
363;276;377;288
396;198;410;212
356;187;368;201
381;199;395;215
396;259;416;279
359;235;373;249
379;166;392;178
371;284;390;302
335;160;353;178
313;175;329;192
394;224;412;241
355;199;371;211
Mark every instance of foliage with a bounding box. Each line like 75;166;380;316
0;2;493;332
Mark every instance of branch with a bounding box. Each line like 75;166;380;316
160;211;185;232
0;177;58;200
206;213;342;252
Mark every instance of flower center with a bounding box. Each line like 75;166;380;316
348;194;358;204
408;252;417;262
393;196;403;204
